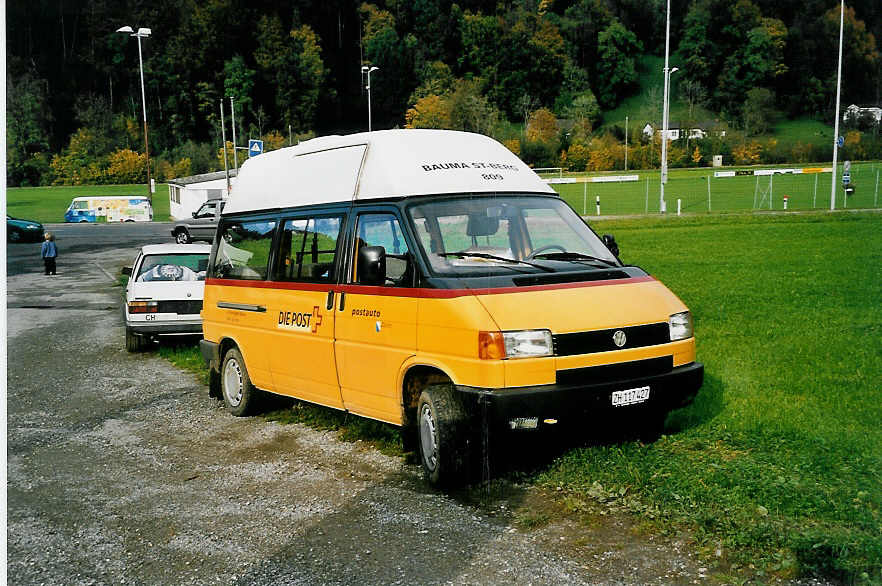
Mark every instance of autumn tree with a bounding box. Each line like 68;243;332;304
405;95;452;129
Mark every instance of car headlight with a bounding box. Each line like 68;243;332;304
669;311;693;341
479;329;554;359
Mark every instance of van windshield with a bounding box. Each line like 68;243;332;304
407;195;617;276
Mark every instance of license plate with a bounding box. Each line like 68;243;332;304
611;386;650;407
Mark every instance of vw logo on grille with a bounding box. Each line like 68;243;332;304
612;330;627;348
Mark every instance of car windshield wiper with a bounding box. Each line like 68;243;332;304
439;251;555;272
529;251;618;267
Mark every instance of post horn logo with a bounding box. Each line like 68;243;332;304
612;330;627;348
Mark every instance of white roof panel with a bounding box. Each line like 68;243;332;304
223;129;555;215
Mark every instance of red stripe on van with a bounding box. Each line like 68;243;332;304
205;275;655;298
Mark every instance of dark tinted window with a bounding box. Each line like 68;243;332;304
275;216;342;283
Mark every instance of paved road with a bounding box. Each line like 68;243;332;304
6;223;712;585
6;221;175;276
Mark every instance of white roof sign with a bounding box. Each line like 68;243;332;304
223;129;555;215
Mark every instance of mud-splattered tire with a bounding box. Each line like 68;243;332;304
220;347;260;416
125;328;149;352
417;384;470;487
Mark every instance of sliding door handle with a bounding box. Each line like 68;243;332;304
338;291;346;311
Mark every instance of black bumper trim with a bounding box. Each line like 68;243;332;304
454;362;703;424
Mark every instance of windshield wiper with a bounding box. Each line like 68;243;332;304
530;251;618;267
439;251;555;272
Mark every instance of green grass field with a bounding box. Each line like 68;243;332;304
148;210;881;583
6;183;171;223
550;161;882;215
538;212;882;583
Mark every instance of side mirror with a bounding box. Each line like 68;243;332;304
192;211;199;218
121;266;133;276
602;234;620;258
357;246;386;286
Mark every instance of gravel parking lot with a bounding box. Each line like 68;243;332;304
5;233;730;585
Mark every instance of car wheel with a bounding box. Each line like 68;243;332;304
125;327;149;352
174;229;191;244
8;230;21;242
221;347;261;416
417;384;470;487
79;219;89;223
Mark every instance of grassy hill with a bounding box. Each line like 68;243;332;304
599;56;838;149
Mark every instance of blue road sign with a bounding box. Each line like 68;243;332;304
248;139;264;157
837;136;845;148
842;172;851;185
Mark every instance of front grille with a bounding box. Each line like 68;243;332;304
556;356;673;386
156;300;203;315
554;322;669;356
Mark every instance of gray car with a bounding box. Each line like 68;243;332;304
171;199;225;244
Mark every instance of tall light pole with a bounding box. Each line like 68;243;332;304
116;26;152;204
361;65;379;132
830;0;845;211
659;0;674;214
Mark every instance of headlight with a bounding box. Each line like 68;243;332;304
479;329;554;359
669;311;693;341
503;329;553;358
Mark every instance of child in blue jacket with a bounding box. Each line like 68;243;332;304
41;232;57;275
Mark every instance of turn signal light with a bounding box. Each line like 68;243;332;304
478;331;506;360
128;301;158;314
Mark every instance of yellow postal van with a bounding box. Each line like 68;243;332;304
200;129;702;485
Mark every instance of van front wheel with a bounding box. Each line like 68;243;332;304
417;385;469;487
221;347;260;416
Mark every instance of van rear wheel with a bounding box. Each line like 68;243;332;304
221;347;260;416
417;384;469;487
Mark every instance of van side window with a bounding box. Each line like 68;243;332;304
213;220;277;280
353;213;413;286
275;216;342;283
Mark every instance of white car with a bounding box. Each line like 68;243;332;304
123;243;212;352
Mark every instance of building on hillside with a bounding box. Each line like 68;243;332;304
167;170;237;220
843;104;882;124
642;122;726;141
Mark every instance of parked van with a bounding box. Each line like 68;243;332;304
64;195;153;222
200;130;702;486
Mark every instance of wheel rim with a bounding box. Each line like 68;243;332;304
419;403;438;472
222;357;243;407
176;231;188;244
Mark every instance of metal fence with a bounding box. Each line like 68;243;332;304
546;162;881;216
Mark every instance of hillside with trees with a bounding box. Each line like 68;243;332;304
6;0;881;186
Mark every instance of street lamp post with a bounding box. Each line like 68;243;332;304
116;26;153;204
659;0;674;214
661;65;679;213
361;65;379;132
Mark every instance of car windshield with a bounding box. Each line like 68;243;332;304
407;195;617;277
136;253;209;282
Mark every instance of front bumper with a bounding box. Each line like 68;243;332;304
455;361;703;426
126;319;203;336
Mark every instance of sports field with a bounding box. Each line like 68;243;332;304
550;162;881;216
6;184;171;223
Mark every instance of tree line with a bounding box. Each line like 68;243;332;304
6;0;881;186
